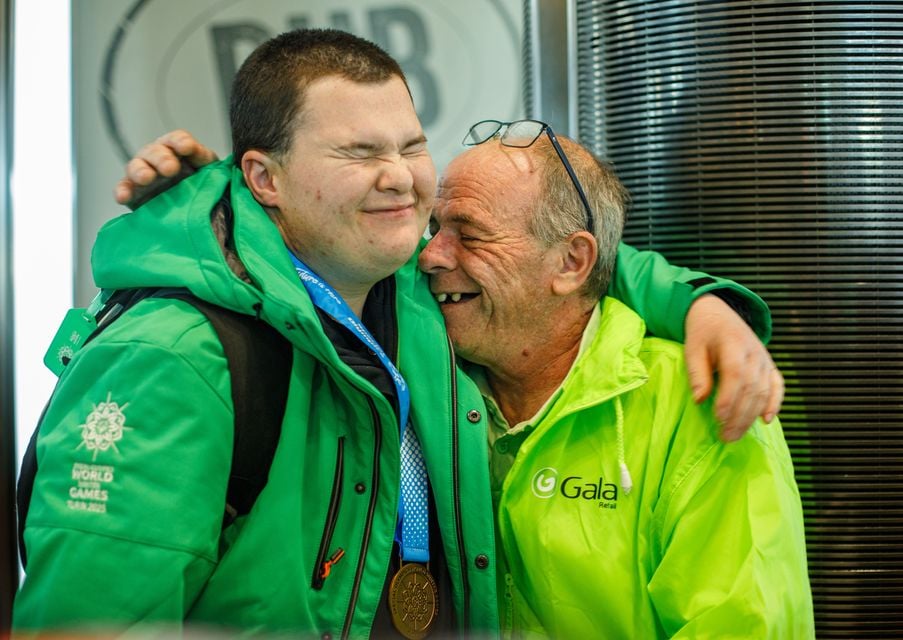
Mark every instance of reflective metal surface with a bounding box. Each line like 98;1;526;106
0;0;16;629
575;1;903;635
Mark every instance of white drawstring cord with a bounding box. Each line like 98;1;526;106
615;397;633;495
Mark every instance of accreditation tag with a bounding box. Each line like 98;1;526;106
42;290;113;376
43;308;97;376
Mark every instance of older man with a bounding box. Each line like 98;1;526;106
418;121;814;637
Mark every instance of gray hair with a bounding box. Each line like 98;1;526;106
529;137;630;299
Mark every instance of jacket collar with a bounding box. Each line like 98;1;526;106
470;297;650;431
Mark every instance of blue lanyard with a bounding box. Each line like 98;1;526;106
288;251;428;562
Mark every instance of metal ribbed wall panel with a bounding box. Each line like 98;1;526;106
575;1;903;636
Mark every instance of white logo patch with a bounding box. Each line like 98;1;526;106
77;392;132;461
531;467;559;499
67;463;115;514
57;345;75;362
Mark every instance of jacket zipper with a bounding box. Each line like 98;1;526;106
311;436;346;590
447;334;471;629
341;397;382;639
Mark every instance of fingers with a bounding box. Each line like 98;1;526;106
114;143;188;206
762;365;785;424
156;129;219;168
716;342;772;442
684;292;784;442
684;334;714;403
113;177;137;205
113;129;218;210
128;141;186;182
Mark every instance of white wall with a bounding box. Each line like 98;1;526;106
12;1;73;466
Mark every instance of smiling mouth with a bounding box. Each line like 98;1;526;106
366;203;416;215
435;292;479;304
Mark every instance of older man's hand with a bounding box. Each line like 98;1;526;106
684;293;784;442
113;129;219;209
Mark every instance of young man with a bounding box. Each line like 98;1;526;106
15;29;497;639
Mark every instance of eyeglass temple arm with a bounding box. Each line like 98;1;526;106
543;128;596;236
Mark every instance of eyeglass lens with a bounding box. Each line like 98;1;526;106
463;120;546;147
464;120;503;146
462;119;596;235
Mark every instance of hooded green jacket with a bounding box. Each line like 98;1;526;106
14;159;770;637
15;161;500;638
491;298;813;639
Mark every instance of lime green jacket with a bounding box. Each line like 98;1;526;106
14;157;770;637
492;298;813;639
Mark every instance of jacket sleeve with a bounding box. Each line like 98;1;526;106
647;414;815;638
609;242;772;343
13;319;233;635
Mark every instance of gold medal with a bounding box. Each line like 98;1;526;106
388;562;439;639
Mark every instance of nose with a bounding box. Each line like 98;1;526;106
377;156;415;193
418;230;456;274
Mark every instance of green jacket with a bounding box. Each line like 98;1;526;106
491;298;813;639
14;158;770;637
14;162;497;638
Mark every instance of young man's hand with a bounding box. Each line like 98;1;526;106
685;293;785;441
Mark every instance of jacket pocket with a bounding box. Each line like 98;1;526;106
311;436;345;590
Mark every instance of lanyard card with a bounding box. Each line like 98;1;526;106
42;290;113;377
43;307;97;376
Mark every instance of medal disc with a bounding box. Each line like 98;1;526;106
388;562;439;639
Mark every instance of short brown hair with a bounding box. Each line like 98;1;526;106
230;28;408;163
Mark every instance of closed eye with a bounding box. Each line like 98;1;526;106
339;144;382;159
402;138;428;156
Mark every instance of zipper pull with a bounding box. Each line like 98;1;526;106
320;548;346;581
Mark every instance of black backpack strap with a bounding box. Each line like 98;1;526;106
155;291;292;527
16;404;48;568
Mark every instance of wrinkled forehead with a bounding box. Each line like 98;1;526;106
434;142;542;226
440;142;541;197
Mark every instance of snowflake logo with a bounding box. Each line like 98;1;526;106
77;392;132;460
57;345;75;364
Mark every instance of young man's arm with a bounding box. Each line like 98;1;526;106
111;132;784;441
610;242;783;440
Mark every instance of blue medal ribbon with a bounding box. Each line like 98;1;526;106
288;251;428;562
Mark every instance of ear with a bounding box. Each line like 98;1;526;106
550;231;597;297
241;150;282;208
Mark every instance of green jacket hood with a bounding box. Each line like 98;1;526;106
543;298;649;426
92;159;290;315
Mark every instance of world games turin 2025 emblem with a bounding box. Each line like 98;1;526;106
77;392;132;460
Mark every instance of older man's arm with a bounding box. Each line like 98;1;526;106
113;129;219;209
648;414;814;638
609;242;784;441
